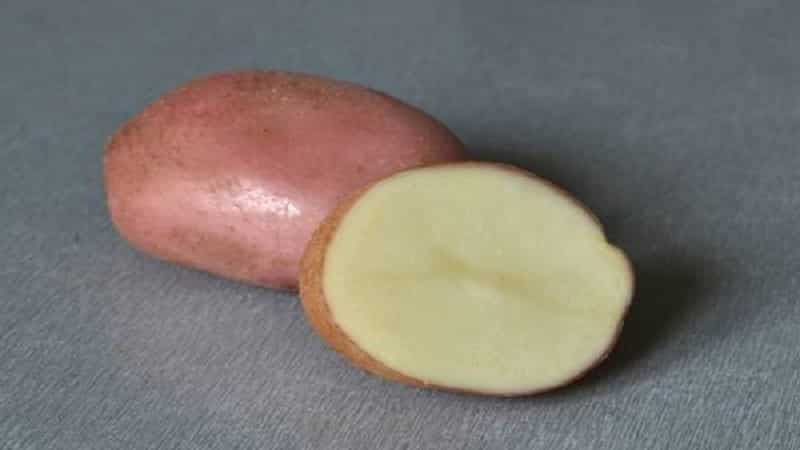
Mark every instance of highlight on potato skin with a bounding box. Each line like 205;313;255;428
103;70;465;290
300;162;634;396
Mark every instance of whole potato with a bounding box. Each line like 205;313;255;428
104;70;465;289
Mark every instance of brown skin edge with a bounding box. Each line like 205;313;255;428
299;161;635;397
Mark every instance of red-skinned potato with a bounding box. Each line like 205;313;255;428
104;70;465;289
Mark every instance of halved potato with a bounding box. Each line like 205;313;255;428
300;163;633;396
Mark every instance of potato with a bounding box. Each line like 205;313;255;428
104;70;465;289
300;163;633;396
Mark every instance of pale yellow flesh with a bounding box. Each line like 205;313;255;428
324;165;632;393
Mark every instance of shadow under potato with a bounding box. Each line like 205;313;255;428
577;256;708;387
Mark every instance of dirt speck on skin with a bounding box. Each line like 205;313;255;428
166;226;184;243
205;177;242;196
268;257;296;280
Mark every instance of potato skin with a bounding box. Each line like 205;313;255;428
104;70;465;289
299;162;634;396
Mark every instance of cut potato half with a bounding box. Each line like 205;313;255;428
300;162;633;396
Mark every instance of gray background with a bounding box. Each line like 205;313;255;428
1;1;798;449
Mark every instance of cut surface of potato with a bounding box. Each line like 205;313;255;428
300;163;633;395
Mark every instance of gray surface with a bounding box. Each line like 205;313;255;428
1;1;799;449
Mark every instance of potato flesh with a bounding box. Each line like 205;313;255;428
323;165;632;393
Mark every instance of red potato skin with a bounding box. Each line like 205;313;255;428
104;71;465;289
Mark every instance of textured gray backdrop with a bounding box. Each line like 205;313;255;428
2;1;799;449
